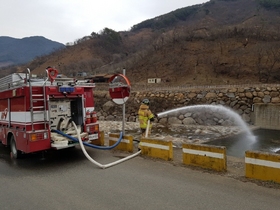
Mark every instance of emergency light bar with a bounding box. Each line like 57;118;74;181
59;86;75;93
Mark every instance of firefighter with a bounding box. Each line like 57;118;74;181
138;98;156;137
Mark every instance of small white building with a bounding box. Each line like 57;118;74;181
147;78;161;83
77;72;87;77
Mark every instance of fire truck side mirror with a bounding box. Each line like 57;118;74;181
108;74;131;105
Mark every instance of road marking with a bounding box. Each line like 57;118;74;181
245;157;280;169
183;148;224;159
140;142;169;150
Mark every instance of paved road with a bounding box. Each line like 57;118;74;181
0;144;280;210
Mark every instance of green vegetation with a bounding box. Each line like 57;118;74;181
257;0;280;8
99;28;122;45
131;5;199;32
97;28;122;53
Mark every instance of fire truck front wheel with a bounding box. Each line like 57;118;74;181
10;136;22;159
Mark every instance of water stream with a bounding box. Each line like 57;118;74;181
156;105;280;157
157;104;255;139
205;129;280;157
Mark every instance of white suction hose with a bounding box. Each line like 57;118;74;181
145;120;150;137
71;121;141;169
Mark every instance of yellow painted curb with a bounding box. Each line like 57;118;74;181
139;138;173;161
109;133;133;153
182;143;227;172
245;150;280;183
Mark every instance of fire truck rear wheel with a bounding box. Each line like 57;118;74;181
10;136;22;159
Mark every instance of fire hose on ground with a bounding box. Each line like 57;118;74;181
51;121;141;169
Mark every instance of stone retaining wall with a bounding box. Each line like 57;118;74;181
93;86;280;125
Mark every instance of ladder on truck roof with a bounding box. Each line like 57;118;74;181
27;68;48;131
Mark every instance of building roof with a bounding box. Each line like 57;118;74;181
87;73;115;79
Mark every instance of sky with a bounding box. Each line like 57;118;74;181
1;0;209;44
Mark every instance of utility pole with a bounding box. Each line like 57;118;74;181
122;68;126;136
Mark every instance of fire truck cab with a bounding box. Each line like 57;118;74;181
0;68;100;158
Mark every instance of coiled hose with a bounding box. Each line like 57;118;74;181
52;121;141;169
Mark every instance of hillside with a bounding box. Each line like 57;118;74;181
0;36;64;68
4;0;280;86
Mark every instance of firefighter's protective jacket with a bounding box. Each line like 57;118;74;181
138;104;154;129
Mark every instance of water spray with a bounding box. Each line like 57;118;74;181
156;104;255;141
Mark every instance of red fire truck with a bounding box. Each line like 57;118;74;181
0;68;100;158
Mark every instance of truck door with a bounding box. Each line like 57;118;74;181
71;98;83;126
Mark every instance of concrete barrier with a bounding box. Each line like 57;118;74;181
109;133;133;153
245;150;280;183
139;138;173;161
182;143;227;172
253;104;280;130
